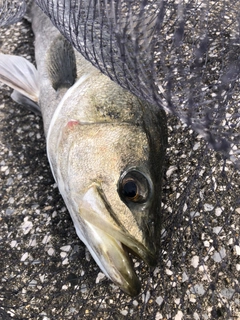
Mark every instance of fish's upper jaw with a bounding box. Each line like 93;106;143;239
69;183;158;296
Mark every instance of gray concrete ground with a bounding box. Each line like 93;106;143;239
0;12;239;320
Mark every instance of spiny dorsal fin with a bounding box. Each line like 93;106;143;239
0;53;39;102
47;35;76;91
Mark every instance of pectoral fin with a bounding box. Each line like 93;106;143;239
0;53;40;112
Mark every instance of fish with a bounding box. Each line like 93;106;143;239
0;3;167;296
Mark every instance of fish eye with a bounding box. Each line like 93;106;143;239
122;179;138;200
118;169;151;203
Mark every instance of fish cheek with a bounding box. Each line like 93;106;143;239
58;125;114;195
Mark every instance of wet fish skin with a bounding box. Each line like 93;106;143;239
0;4;167;296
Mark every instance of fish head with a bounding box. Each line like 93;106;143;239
49;104;167;296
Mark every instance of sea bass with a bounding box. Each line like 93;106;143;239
0;4;167;296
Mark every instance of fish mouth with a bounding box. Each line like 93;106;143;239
72;184;157;296
76;220;156;296
79;222;142;296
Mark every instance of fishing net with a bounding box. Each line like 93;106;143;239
37;0;240;167
0;0;239;319
0;0;26;26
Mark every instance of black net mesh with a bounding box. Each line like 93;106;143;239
0;0;239;319
0;0;26;26
35;0;240;167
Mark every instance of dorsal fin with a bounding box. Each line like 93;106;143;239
47;35;76;91
0;53;39;103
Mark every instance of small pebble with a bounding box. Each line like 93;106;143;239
212;248;226;262
204;203;214;211
60;245;71;252
120;310;128;316
96;272;105;283
47;248;55;256
156;296;164;306
191;255;199;268
20;252;29;262
191;284;205;296
234;245;240;255
175;311;183;320
213;226;222;234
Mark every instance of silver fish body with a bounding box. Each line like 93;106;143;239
0;4;167;296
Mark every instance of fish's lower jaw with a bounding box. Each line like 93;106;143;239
115;270;141;297
105;242;142;297
106;253;141;297
75;222;142;296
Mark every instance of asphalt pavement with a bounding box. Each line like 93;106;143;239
0;14;239;320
